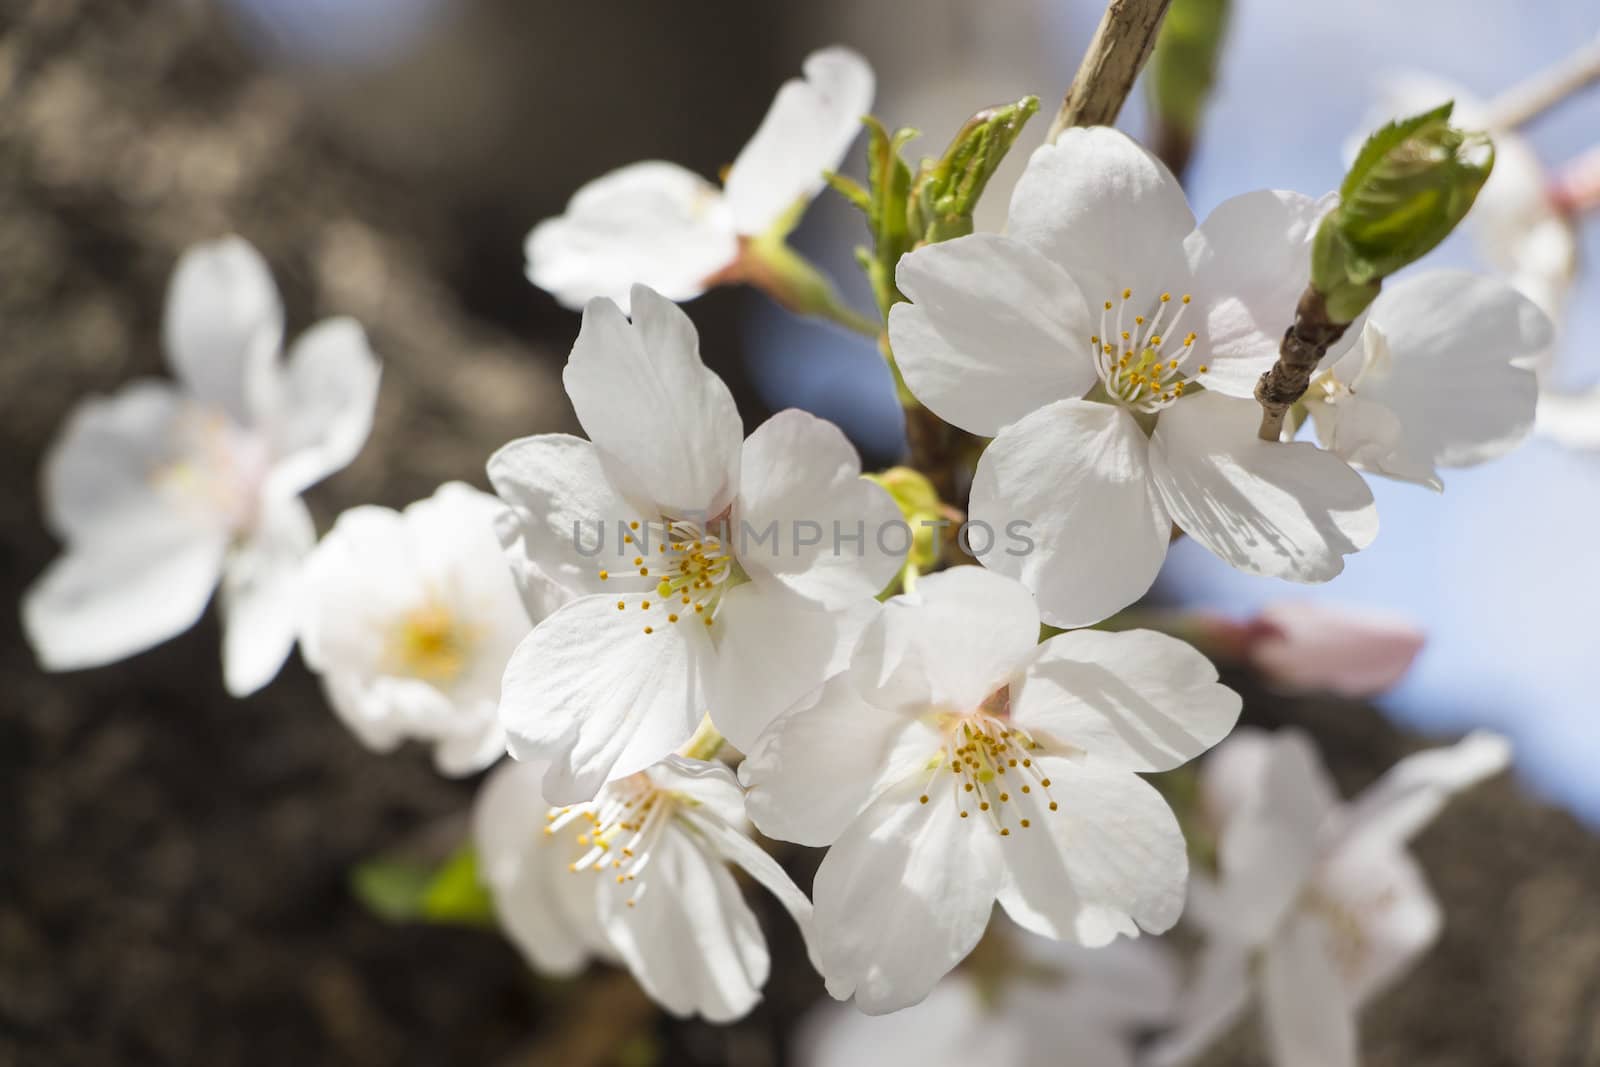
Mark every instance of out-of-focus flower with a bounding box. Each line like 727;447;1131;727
1197;601;1425;698
1149;728;1511;1067
489;285;900;802
1303;271;1549;489
473;753;813;1023
299;483;555;776
795;929;1178;1067
741;566;1239;1014
888;127;1376;628
22;237;380;696
525;47;874;313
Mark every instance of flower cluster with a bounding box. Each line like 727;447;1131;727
21;39;1551;1066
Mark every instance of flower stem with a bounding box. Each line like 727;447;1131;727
740;236;880;338
1482;35;1600;131
1047;0;1174;142
1255;286;1355;441
679;716;726;762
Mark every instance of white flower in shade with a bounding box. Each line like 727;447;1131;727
887;127;1378;628
740;566;1240;1014
22;236;380;696
1148;728;1511;1067
298;482;554;776
1302;271;1548;490
473;752;814;1022
489;284;901;803
796;928;1178;1067
525;47;874;313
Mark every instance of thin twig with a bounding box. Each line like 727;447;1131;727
1255;287;1353;441
1481;35;1600;131
1047;0;1174;141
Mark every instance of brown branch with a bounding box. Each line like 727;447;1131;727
1254;286;1356;441
1481;36;1600;131
1047;0;1175;141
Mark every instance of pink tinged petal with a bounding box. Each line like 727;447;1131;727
525;161;739;311
598;822;769;1023
1260;913;1360;1067
1187;190;1334;399
1013;628;1241;772
163;236;284;425
705;584;873;753
498;593;711;805
1150;391;1377;583
812;777;1003;1015
562;287;743;518
739;672;934;848
1348;271;1547;474
969;399;1170;629
1005;128;1195;303
723;46;875;236
851;566;1041;716
733;409;903;607
22;514;228;671
1144;945;1253;1067
1247;600;1425;698
1328;731;1509;857
40;380;188;542
487;433;645;598
220;493;314;697
888;234;1098;436
257;318;381;499
995;756;1187;947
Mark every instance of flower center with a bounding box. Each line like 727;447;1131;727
598;516;738;635
1089;288;1207;414
546;773;675;908
388;602;475;683
151;407;269;533
917;689;1062;837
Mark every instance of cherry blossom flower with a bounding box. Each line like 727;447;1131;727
298;482;556;776
489;284;901;802
795;929;1178;1067
525;47;873;313
22;236;380;696
1300;271;1548;489
1198;601;1425;699
740;566;1240;1013
473;752;813;1022
1148;728;1511;1067
887;127;1378;628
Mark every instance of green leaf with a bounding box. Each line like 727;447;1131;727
1340;101;1454;203
352;846;495;927
1149;0;1230;137
911;96;1040;244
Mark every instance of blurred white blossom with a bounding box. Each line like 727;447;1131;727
889;127;1377;628
741;566;1239;1013
23;237;380;696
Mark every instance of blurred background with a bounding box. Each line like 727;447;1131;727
2;0;1598;1064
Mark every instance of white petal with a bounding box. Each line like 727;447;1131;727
1145;945;1253;1067
1187;190;1334;399
562;288;743;518
1316;845;1441;1006
1260;914;1359;1067
794;978;994;1067
1536;383;1600;450
706;583;872;752
723;46;874;235
220;493;314;697
525;161;739;311
970;399;1170;628
888;234;1097;436
1150;391;1377;582
996;756;1187;946
258;318;382;498
499;593;711;804
680;804;815;955
733;409;902;607
163;236;284;425
487;433;649;598
1329;731;1509;857
812;777;1002;1014
23;514;227;671
1341;271;1546;475
39;381;187;542
599;822;768;1022
1304;388;1430;488
1005;128;1194;304
851;566;1041;716
739;672;934;848
1013;628;1240;772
